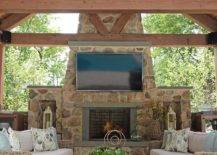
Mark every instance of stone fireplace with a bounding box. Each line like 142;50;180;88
28;13;192;155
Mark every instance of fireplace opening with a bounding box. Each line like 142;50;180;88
83;107;136;141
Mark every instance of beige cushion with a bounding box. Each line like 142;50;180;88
32;148;73;155
16;130;33;151
150;149;193;155
188;131;208;153
6;128;33;152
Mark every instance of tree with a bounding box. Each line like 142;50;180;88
143;14;216;111
4;14;67;111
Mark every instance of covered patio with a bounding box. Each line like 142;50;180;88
1;1;217;155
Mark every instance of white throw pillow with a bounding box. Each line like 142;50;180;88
6;128;33;151
16;130;34;151
188;131;208;153
31;127;59;152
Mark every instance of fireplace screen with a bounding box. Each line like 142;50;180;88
86;108;132;140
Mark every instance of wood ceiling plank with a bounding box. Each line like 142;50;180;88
111;13;133;33
1;0;217;13
8;33;209;47
185;14;217;32
89;13;109;34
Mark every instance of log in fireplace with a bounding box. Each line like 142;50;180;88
83;107;137;141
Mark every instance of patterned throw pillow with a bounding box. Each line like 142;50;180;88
7;127;21;151
164;129;175;151
161;130;173;149
31;127;59;152
165;129;189;153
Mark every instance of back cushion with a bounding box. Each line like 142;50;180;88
0;131;11;151
188;131;208;153
16;130;33;151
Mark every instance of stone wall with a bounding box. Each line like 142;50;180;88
28;86;62;133
28;13;191;155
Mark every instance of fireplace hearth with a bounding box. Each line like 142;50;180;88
83;107;137;141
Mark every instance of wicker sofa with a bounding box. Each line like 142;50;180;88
0;140;73;155
150;131;217;155
151;150;217;155
0;149;72;155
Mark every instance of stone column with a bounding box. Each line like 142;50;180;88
62;13;157;142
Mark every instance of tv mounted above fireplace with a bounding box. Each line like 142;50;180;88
76;52;143;91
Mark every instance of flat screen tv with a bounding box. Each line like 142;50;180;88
76;52;143;91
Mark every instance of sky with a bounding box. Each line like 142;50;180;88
50;13;79;33
50;13;146;33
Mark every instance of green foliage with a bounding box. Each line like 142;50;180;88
4;14;67;111
4;13;216;112
143;14;216;111
90;147;125;155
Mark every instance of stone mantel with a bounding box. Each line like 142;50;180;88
72;102;143;108
158;86;193;89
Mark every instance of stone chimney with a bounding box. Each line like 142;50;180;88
60;13;190;143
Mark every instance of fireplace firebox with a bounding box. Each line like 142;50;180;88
83;107;137;141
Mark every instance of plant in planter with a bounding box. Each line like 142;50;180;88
147;99;165;140
90;147;125;155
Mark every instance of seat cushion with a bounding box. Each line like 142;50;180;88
150;149;193;155
32;149;73;155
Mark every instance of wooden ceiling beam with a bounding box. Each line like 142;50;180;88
111;13;133;33
1;0;217;13
0;13;32;30
89;13;109;34
185;14;217;32
7;33;209;47
0;13;6;18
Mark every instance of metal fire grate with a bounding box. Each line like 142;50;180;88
89;108;131;140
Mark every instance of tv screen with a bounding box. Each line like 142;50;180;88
76;53;143;91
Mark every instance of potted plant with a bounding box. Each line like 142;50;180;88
147;99;165;140
90;147;125;155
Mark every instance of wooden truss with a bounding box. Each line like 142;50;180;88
1;0;217;105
